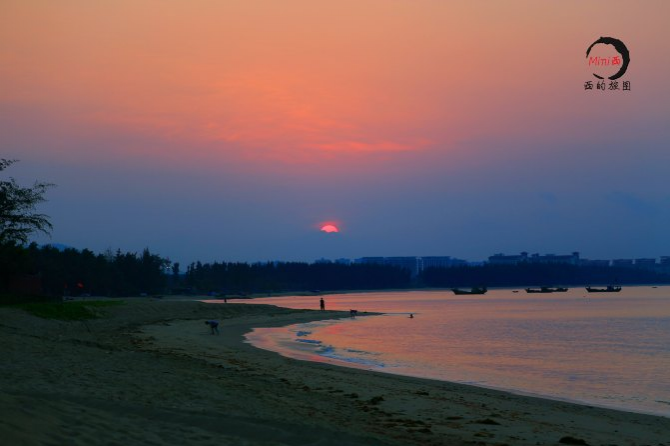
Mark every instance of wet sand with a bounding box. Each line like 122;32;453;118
1;299;668;445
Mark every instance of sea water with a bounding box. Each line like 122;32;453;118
234;287;670;417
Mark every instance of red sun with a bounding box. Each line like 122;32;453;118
320;224;339;233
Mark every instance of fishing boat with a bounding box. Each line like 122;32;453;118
452;287;487;295
525;287;569;293
585;285;621;293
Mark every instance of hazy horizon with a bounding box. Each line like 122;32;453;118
3;1;669;266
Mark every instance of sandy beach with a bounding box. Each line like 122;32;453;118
1;299;668;446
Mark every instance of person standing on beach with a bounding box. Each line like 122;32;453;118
205;320;220;335
320;298;325;310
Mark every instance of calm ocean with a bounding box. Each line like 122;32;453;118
236;287;670;417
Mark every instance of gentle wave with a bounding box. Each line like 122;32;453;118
289;323;388;368
317;345;387;368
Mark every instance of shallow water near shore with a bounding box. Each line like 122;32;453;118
229;287;670;417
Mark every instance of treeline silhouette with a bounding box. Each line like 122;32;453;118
421;263;670;288
183;261;411;294
1;244;412;298
1;243;167;298
3;243;670;300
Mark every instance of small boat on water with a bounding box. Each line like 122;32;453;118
525;287;569;293
452;287;487;295
585;285;622;293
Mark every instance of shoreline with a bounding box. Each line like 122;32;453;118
141;301;669;445
244;315;670;419
1;299;668;445
235;288;670;419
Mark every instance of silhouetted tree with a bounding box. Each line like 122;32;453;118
0;159;53;245
23;245;169;296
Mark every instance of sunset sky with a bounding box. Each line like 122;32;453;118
2;1;669;264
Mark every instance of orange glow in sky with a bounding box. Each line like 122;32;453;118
6;1;666;171
2;1;670;263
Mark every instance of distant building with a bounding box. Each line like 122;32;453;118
355;256;422;276
580;259;611;267
422;256;467;269
658;257;670;274
488;252;529;265
348;253;670;276
488;252;580;265
634;258;657;270
529;252;580;265
422;256;451;269
356;257;386;265
313;258;352;265
385;257;421;277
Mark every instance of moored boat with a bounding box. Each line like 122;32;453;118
525;287;569;293
585;285;622;293
452;287;487;295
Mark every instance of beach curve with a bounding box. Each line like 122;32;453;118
1;298;668;445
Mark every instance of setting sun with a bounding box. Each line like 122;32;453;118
320;224;339;233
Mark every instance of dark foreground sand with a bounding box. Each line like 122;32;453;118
1;299;668;446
